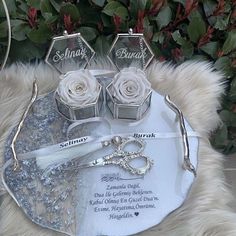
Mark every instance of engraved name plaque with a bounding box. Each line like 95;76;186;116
45;31;95;74
108;29;154;71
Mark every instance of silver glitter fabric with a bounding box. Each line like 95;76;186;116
3;158;78;235
2;92;105;235
4;92;70;159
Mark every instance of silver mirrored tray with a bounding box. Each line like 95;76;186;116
2;89;198;236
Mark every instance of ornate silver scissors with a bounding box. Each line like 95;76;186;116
69;136;154;175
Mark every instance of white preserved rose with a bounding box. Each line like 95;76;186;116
56;69;100;107
112;67;151;104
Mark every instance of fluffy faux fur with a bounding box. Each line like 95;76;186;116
0;59;236;236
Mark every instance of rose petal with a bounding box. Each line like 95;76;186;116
57;69;100;107
112;67;150;104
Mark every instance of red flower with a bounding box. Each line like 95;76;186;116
231;8;236;19
149;0;165;16
113;15;122;33
28;7;37;28
185;0;198;15
198;26;214;48
171;48;183;60
232;59;236;68
185;0;194;15
97;22;104;32
64;14;74;34
217;50;224;57
134;10;145;33
213;0;225;16
158;56;166;62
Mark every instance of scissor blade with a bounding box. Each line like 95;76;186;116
77;158;105;169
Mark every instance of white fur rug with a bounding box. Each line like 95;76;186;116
1;60;236;236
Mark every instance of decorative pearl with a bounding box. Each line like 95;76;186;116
102;140;110;147
111;136;122;146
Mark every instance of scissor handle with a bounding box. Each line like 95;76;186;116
104;153;153;175
112;137;152;175
117;137;145;155
120;153;153;175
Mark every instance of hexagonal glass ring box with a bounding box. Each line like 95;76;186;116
106;82;152;120
106;29;154;120
45;31;104;120
55;83;103;120
107;29;154;71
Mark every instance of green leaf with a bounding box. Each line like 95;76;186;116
191;54;208;61
156;6;172;29
152;32;165;44
9;39;46;61
150;42;162;57
114;6;129;20
145;0;152;10
214;14;230;30
137;0;148;10
220;110;236;127
172;0;186;5
203;0;217;17
42;13;58;24
27;22;52;44
129;0;138;17
94;36;111;55
200;41;219;58
181;41;194;58
11;20;30;41
222;30;236;55
171;30;193;58
224;1;232;13
172;30;186;45
101;13;112;27
212;123;228;147
102;1;123;16
143;16;153;38
49;0;62;12
0;21;8;38
129;0;148;13
40;0;53;14
214;56;234;77
92;0;106;7
103;1;129;20
27;0;40;9
17;0;29;14
78;27;98;41
229;78;236;102
60;2;80;21
223;141;236;155
187;11;206;43
0;0;17;17
12;24;29;41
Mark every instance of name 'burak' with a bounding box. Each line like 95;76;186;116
115;48;147;59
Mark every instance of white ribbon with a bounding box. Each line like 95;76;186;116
66;117;111;138
18;136;95;160
19;131;201;162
